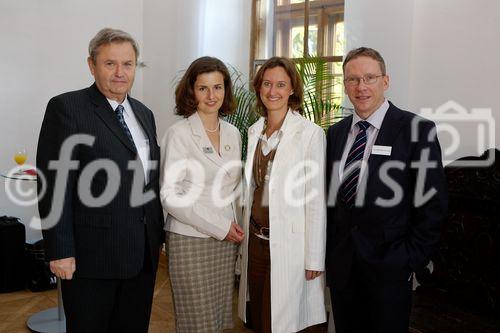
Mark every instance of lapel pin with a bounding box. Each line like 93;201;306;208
225;145;231;151
203;147;214;154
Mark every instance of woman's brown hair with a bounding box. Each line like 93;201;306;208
252;56;303;116
175;56;236;117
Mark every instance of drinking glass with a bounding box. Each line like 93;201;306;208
14;148;27;166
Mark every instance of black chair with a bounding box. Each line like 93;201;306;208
411;149;500;333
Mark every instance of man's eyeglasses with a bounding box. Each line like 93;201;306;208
344;74;385;87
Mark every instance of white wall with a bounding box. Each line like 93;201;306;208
409;0;500;162
0;0;143;242
142;0;252;139
344;0;415;107
345;0;499;163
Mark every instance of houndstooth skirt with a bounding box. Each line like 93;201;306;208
166;232;237;333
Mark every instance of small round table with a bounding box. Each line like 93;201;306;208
26;278;66;333
0;172;37;182
1;172;66;333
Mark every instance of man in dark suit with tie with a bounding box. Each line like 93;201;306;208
325;47;448;333
37;28;164;333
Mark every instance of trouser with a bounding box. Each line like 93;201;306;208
330;259;412;333
61;236;156;333
248;230;327;333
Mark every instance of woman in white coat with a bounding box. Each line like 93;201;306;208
238;57;327;332
160;57;244;332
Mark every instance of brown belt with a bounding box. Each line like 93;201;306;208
250;217;269;240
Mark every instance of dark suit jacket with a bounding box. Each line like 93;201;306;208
325;101;448;290
37;83;164;279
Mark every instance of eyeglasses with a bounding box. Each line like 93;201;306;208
344;74;385;87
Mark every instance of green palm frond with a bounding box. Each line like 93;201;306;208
295;56;345;130
224;65;258;160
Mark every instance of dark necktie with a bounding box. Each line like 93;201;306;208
339;120;370;207
115;105;136;147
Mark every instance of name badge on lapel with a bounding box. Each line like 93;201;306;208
203;147;214;154
372;145;392;156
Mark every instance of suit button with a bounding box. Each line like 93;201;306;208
351;225;358;231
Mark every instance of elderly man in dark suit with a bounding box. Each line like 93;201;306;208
325;47;448;333
37;28;164;333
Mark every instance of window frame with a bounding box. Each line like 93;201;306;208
250;0;344;77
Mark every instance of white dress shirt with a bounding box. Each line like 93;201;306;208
107;97;150;183
339;99;389;183
259;110;291;155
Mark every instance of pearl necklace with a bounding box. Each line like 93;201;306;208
204;121;220;133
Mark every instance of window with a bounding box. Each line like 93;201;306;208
251;0;345;116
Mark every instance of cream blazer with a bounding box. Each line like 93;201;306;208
159;112;242;240
238;110;327;332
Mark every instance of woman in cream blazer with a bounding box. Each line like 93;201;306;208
161;111;242;239
160;57;243;333
238;57;327;332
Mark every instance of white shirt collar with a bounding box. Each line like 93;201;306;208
259;108;297;155
263;108;294;139
351;99;389;131
107;96;132;115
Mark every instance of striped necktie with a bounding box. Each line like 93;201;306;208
339;120;370;207
115;105;136;147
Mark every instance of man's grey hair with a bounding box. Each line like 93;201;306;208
88;28;139;63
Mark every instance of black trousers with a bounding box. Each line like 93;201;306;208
61;241;156;333
330;261;412;333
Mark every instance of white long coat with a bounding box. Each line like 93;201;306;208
238;110;327;332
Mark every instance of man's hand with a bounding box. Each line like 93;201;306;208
305;270;323;281
224;222;244;244
50;257;76;280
